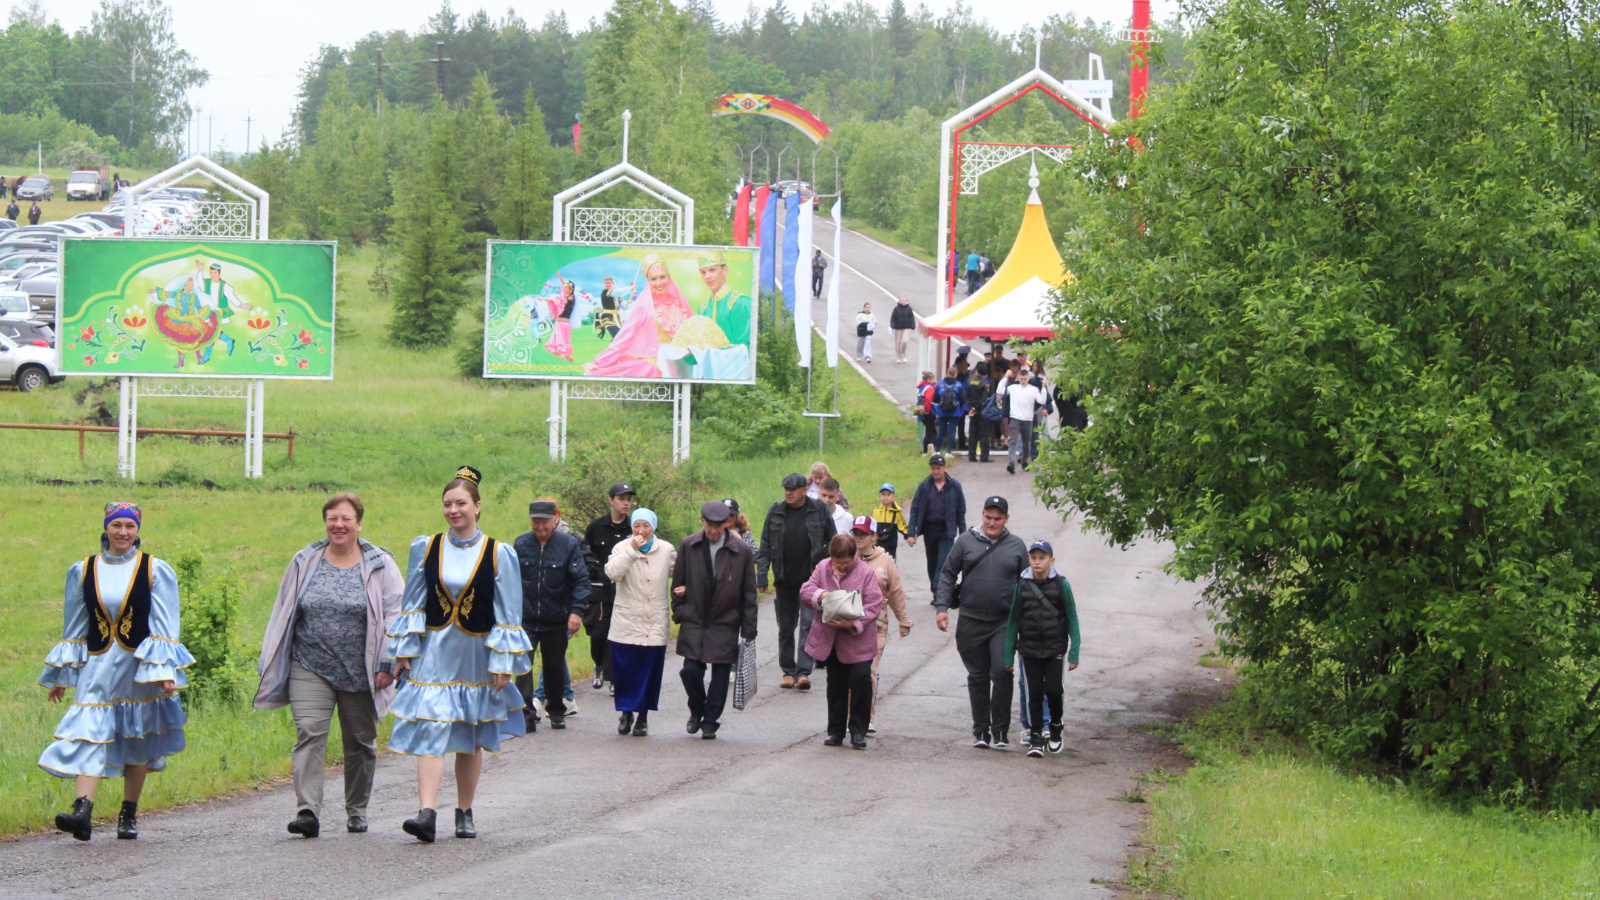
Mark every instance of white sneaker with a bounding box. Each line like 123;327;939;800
866;721;877;735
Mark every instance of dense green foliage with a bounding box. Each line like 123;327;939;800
1040;0;1600;804
387;104;472;349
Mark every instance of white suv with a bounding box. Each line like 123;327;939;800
0;331;62;391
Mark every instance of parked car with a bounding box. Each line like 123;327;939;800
0;331;63;391
14;175;52;201
66;168;109;201
0;317;54;346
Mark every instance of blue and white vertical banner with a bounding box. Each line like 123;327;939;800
781;190;801;315
795;194;814;368
759;189;778;300
825;201;841;368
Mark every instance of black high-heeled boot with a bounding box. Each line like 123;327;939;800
402;807;437;843
617;711;634;735
455;808;476;839
55;796;93;842
630;710;649;736
117;800;138;839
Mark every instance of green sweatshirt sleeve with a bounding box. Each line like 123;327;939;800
1060;577;1081;665
1003;583;1023;661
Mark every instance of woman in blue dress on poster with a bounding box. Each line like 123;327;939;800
386;466;531;842
39;501;194;841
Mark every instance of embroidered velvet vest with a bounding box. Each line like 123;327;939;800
82;553;153;655
421;535;498;637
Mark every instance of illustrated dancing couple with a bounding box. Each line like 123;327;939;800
583;251;749;380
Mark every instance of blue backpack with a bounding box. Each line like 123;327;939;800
981;394;1004;422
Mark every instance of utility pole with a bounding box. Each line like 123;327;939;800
243;112;253;153
430;41;450;98
207;111;214;157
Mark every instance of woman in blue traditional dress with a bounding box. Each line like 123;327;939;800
386;466;531;843
39;501;194;841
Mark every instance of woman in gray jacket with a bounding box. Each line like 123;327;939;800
253;493;403;838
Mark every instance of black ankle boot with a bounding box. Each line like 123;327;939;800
454;807;476;838
55;796;92;842
618;711;634;735
402;807;437;843
117;801;138;839
631;710;649;736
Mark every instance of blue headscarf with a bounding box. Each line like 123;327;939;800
631;508;658;553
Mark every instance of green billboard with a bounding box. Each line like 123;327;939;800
483;242;757;384
58;239;336;379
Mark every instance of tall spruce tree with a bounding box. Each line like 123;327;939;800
493;90;554;241
389;104;470;349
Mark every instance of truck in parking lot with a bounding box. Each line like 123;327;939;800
66;167;109;201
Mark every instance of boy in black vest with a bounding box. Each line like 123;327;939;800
1004;541;1080;757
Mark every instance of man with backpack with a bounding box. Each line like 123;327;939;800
935;495;1029;749
966;364;994;462
915;371;938;454
933;366;966;455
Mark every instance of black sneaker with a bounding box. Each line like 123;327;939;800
1049;723;1065;754
1027;730;1045;758
972;728;990;749
1007;463;1015;474
549;715;566;730
991;730;1010;750
287;807;319;838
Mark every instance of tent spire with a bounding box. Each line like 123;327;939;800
1027;160;1041;206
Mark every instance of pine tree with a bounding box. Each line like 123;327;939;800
389;105;470;349
457;73;510;241
493;90;554;240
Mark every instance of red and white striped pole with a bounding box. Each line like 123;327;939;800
1130;0;1151;118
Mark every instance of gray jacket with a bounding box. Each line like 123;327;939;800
935;527;1029;621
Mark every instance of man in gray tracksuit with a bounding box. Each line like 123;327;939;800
934;495;1029;749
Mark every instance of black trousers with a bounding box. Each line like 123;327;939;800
955;616;1013;736
680;658;732;733
922;527;952;592
773;583;815;677
586;587;615;682
517;629;570;718
812;270;824;296
967;416;991;461
1020;655;1064;735
824;650;873;738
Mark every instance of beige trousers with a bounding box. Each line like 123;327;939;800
894;329;911;360
289;660;378;818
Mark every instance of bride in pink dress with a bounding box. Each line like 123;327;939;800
585;254;727;379
543;278;576;361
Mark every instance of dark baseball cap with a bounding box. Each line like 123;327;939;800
722;498;741;515
782;473;808;490
983;495;1008;514
850;514;876;535
529;500;559;519
929;454;947;467
1029;540;1054;555
701;500;731;523
609;482;635;498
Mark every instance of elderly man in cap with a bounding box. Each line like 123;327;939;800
671;500;759;738
584;483;638;693
907;454;968;594
936;495;1029;749
756;472;838;690
513;499;591;730
694;250;753;380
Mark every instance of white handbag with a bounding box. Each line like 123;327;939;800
820;589;864;624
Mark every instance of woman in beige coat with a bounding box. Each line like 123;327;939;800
253;493;403;838
603;508;676;737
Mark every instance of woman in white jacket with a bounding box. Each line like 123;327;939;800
604;508;677;737
854;303;877;362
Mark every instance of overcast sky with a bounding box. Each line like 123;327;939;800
42;0;1170;155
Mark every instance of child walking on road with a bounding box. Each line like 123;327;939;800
1004;541;1080;758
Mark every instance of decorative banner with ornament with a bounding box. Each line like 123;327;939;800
56;239;336;379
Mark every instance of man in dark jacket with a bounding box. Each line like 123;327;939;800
965;362;992;462
935;495;1030;749
672;500;758;738
27;200;40;225
583;483;636;691
513;499;591;730
906;455;967;592
889;296;916;363
756;472;838;690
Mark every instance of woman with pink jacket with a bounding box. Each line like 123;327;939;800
799;534;884;750
253;493;404;838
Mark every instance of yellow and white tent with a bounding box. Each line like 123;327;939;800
923;181;1070;342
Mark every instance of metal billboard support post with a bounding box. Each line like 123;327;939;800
545;110;698;464
114;154;271;480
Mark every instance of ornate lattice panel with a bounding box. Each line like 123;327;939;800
957;144;1073;194
569;207;679;245
566;381;676;402
176;201;255;238
138;378;248;398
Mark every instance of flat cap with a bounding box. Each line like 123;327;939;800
528;500;559;519
701;500;731;523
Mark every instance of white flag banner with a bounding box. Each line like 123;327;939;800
795;197;814;368
826;201;841;368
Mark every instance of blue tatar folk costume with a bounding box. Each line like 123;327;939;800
385;530;532;756
38;546;194;778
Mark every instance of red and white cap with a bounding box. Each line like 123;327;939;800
850;515;876;534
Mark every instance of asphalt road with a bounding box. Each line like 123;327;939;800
2;226;1220;899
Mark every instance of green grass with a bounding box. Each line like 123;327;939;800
0;242;929;835
842;217;938;266
1124;703;1600;898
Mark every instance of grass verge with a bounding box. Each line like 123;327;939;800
1122;694;1600;898
842;217;937;267
0;242;929;836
